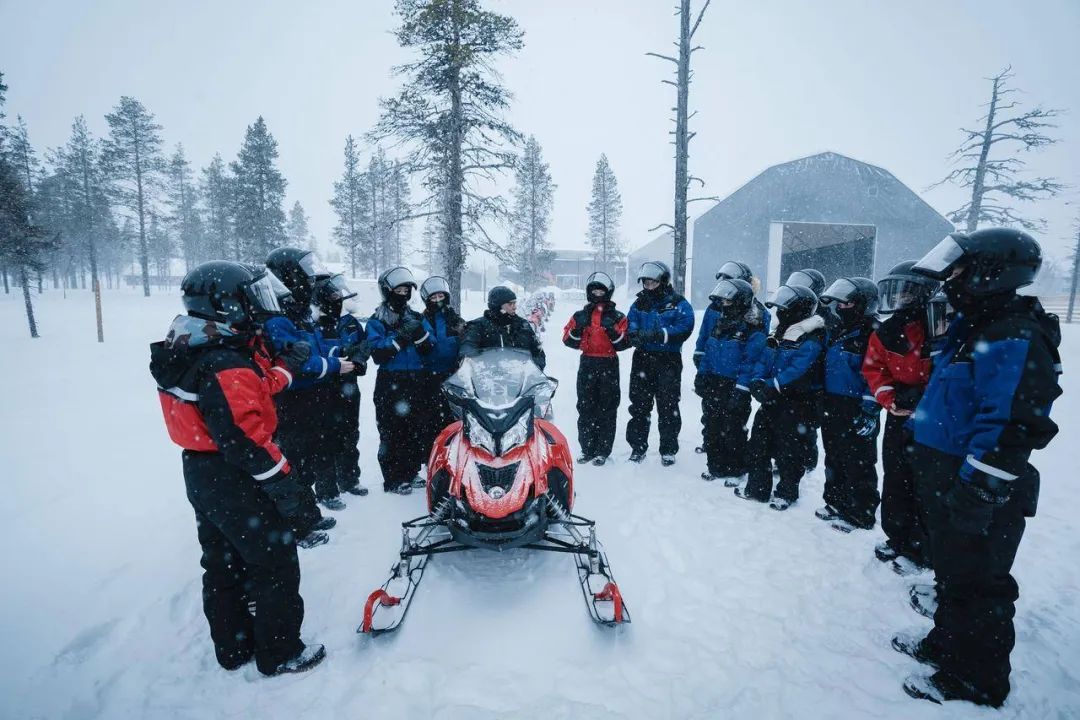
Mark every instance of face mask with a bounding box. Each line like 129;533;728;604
426;297;447;312
836;305;863;327
776;308;803;328
388;288;411;310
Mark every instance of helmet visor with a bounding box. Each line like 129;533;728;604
766;285;812;311
715;261;749;281
878;278;935;313
324;274;358;302
245;273;284;316
420;276;451;301
638;262;667;283
926;292;951;338
708;279;742;302
298;252;329;280
819;278;858;305
383;266;417;291
266;272;292;302
913;235;966;280
585;271;615;292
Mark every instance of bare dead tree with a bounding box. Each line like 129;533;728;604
1067;212;1080;324
934;67;1064;233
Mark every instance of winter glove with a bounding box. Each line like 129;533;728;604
749;378;779;404
641;327;664;344
261;469;303;519
854;401;880;438
943;477;1010;535
893;385;924;411
397;318;426;343
693;353;703;370
343;340;371;364
572;309;591;330
448;319;466;338
280;341;312;375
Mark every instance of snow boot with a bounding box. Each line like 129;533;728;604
830;519;855;534
903;672;1002;708
695;445;705;454
296;530;330;550
343;483;369;497
701;472;717;482
874;540;901;563
723;476;742;488
312;516;337;531
592;456;608;466
385;483;413;496
268;643;326;677
769;497;793;512
629;451;646;463
891;631;940;669
410;474;426;489
814;505;839;521
661;455;676;467
319;496;346;512
576;453;597;464
909;584;937;619
734;487;766;503
892;556;930;577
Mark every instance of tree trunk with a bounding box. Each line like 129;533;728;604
2;265;8;294
671;0;692;295
445;1;466;312
37;271;42;294
20;265;39;338
1067;229;1080;324
965;75;1000;234
132;121;151;296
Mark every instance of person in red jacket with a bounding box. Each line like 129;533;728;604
563;272;631;465
862;261;941;571
149;261;326;677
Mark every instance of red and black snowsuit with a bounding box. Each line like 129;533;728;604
562;301;630;460
862;309;934;564
149;315;306;675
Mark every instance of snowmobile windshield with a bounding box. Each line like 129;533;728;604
444;348;557;410
913;235;966;280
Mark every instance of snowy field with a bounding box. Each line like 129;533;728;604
1;286;1078;720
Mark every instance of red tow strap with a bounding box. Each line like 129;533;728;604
593;582;625;623
361;589;401;633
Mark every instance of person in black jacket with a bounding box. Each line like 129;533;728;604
149;261;325;677
460;286;547;369
892;229;1062;708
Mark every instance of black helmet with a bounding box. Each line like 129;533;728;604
487;285;517;312
786;269;826;296
265;248;328;304
715;260;752;281
820;277;879;317
766;284;818;326
638;261;671;285
378;266;417;302
313;273;357;314
181;261;282;329
877;260;940;314
585;271;615;302
912;228;1042;296
709;278;754;315
419;276;451;304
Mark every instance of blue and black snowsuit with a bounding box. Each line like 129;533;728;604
314;311;367;495
909;296;1061;705
368;303;435;491
419;304;464;452
742;315;826;502
625;286;696;457
693;309;767;477
820;317;881;528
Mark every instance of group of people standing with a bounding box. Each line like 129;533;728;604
559;228;1061;708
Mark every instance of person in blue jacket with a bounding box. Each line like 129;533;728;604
737;284;826;510
625;261;695;465
693;278;767;483
418;275;464;460
264;247;352;537
890;229;1062;708
312;273;370;500
813;277;881;531
367;266;434;495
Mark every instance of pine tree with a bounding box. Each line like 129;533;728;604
375;0;524;308
586;154;624;270
330;135;369;277
147;211;172;283
508;135;554;290
388;160;411;265
286;201;316;253
103;96;164;296
165;144;203;271
230;116;287;262
200;153;235;260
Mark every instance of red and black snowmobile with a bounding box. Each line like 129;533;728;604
359;348;629;635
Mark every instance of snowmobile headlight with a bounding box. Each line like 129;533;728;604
500;413;531;454
467;415;497;455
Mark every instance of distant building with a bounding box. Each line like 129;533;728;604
501;248;627;290
629;152;954;306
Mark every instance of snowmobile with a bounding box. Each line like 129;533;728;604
359;348;629;635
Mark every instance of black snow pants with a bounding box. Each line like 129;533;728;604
802;398;822;472
881;412;931;564
626;350;683;456
577;356;621;459
373;370;431;491
277;387;339;506
743;395;817;502
316;377;364;493
821;395;880;528
418;372;456;463
696;374;751;477
182;451;305;675
913;444;1034;707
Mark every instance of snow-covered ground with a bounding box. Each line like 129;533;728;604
2;286;1078;719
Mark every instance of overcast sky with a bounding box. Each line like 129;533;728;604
2;0;1078;270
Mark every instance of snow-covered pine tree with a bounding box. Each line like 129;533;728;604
586;154;624;273
388;160;411;266
365;149;391;274
165;144;204;271
147;211;172;285
230;117;287;262
286;201;316;254
935;67;1064;233
374;0;524;309
330;135;369;278
200;154;235;261
102;96;163;297
508;135;554;291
